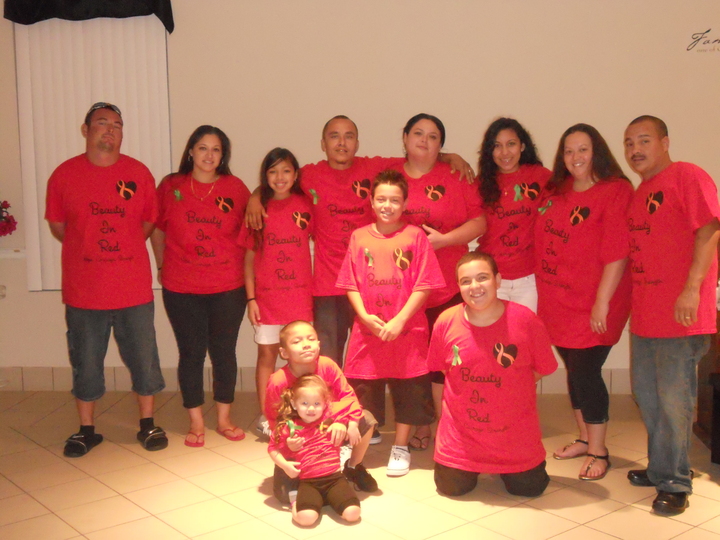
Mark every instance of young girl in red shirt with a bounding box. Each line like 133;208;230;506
240;148;314;434
269;374;361;527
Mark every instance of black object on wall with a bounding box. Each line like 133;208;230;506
4;0;174;33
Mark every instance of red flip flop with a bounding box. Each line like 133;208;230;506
184;431;205;448
216;427;246;442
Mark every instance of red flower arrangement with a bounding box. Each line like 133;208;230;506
0;200;18;237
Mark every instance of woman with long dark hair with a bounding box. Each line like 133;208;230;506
152;125;251;447
534;123;633;480
476;118;551;312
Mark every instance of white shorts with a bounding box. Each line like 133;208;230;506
253;324;283;345
496;274;537;313
253;323;314;345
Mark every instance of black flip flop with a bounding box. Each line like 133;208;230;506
137;426;169;451
63;432;103;458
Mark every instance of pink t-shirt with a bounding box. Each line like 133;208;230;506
478;165;552;279
238;194;314;324
391;161;484;307
628;162;720;337
264;356;362;428
335;223;445;379
156;173;250;294
534;179;633;348
428;302;557;474
45;154;157;310
301;156;402;297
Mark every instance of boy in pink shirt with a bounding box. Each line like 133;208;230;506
336;170;445;476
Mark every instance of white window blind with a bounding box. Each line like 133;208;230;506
15;15;171;291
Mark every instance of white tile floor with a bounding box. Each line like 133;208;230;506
1;390;719;540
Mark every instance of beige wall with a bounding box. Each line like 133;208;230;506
1;1;719;376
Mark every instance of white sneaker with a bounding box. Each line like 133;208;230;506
339;444;352;469
255;415;272;438
387;445;410;477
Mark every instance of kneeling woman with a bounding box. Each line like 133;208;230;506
428;252;557;497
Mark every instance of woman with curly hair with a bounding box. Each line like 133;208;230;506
476;117;551;312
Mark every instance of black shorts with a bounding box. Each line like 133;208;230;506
296;472;360;516
347;374;434;426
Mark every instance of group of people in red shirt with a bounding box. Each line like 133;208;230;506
46;103;719;523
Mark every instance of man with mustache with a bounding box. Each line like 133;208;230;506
624;115;720;516
45;102;167;457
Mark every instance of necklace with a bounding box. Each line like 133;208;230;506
190;176;219;201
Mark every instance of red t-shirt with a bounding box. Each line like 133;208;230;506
335;223;445;379
45;154;157;310
391;161;484;307
534;179;633;348
268;410;341;479
478;165;552;279
156;174;250;294
428;302;557;474
238;194;314;324
264;356;362;428
301;156;402;297
628;162;720;337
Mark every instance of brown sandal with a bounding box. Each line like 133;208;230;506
579;453;611;481
552;439;588;460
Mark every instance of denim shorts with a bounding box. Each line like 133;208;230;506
65;302;165;401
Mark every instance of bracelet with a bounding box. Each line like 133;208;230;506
247;297;256;302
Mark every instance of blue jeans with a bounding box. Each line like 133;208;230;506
631;333;710;494
65;302;165;401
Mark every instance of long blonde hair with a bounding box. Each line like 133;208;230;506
273;374;332;443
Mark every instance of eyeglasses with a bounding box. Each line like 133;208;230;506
86;102;122;118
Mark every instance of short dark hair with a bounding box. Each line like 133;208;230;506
84;102;122;126
628;115;668;138
403;113;446;147
456;251;499;280
322;115;358;138
178;125;232;176
279;320;316;349
478;117;543;205
371;169;408;200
